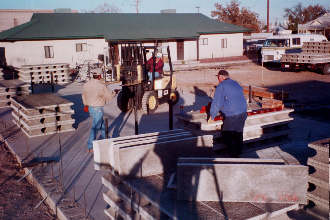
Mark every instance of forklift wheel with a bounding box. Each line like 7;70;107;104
142;91;158;114
169;90;180;105
117;90;132;112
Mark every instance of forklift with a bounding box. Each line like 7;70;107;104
110;43;180;114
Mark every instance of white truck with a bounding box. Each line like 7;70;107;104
280;41;330;75
261;34;327;63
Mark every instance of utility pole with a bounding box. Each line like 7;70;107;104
196;6;200;13
136;0;139;13
267;0;270;32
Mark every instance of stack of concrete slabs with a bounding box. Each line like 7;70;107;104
0;79;30;108
177;157;307;203
101;172;300;220
93;129;215;177
306;138;329;219
0;67;3;80
19;63;70;85
11;93;75;137
177;108;294;143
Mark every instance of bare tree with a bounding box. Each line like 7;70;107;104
211;0;261;32
284;3;326;32
86;2;120;13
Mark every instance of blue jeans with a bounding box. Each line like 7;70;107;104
88;106;105;150
148;72;160;80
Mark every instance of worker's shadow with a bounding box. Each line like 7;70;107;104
107;111;131;138
61;94;89;128
124;109;228;219
179;86;213;113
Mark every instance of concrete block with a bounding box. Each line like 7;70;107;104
11;93;74;117
12;119;75;137
177;157;308;203
102;173;300;220
308;138;329;164
93;129;192;166
118;135;213;177
11;110;73;127
0;100;11;108
93;131;214;177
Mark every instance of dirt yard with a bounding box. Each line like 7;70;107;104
175;62;330;106
0;62;329;220
0;143;56;220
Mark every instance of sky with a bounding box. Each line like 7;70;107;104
1;0;329;23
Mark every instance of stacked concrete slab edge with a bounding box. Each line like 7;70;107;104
94;129;307;219
11;93;75;137
18;63;71;85
306;138;330;219
0;79;30;108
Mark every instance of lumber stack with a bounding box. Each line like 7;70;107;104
306;138;329;219
242;85;289;100
18;63;71;85
281;42;330;64
11;93;75;137
0;80;30;108
93;129;214;177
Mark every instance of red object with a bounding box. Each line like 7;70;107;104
146;57;164;74
83;105;89;113
214;115;223;121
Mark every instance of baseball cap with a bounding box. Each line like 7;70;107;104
217;70;229;77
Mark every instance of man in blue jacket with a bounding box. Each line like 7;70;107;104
209;70;247;157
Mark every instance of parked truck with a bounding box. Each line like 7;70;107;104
261;34;327;63
280;41;330;75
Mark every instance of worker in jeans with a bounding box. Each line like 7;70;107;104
209;70;247;157
82;73;118;153
147;52;164;80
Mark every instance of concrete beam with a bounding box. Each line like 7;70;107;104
177;157;308;203
93;132;214;177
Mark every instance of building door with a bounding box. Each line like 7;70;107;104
177;40;184;60
0;47;6;67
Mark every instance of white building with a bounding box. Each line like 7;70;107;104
298;12;330;40
0;13;248;68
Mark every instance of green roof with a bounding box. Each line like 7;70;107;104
0;13;249;41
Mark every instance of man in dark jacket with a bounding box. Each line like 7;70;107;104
209;70;247;157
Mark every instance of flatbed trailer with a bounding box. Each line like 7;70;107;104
280;42;330;75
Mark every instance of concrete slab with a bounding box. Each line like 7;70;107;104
102;172;300;220
177;157;308;203
0;79;30;91
93;130;192;166
116;135;213;177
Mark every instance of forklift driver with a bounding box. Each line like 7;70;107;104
147;52;164;80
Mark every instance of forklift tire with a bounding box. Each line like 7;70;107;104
169;90;180;105
323;64;330;75
142;91;158;114
117;90;132;112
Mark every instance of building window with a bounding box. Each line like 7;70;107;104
44;46;54;58
292;38;301;45
199;38;208;45
76;43;87;52
221;38;227;48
